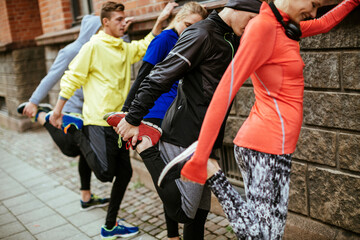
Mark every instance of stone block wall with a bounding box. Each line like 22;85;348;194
0;47;46;115
227;8;360;236
0;47;46;131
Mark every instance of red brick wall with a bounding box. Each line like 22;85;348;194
0;0;43;48
0;0;12;45
38;0;73;34
93;0;167;21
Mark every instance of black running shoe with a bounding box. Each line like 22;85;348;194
17;102;52;122
80;194;110;211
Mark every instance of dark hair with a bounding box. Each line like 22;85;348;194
101;1;125;25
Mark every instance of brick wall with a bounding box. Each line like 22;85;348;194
38;0;73;34
231;7;360;237
93;0;168;34
0;1;12;46
0;0;43;49
93;0;165;17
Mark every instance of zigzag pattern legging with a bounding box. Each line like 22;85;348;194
207;146;292;240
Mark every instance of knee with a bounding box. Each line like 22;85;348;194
165;207;193;224
139;145;160;160
60;148;80;157
122;167;133;182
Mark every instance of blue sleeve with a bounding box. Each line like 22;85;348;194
142;31;173;66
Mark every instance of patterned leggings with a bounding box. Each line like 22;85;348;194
207;146;292;240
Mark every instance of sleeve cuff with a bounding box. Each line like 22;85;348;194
59;96;69;101
125;114;141;126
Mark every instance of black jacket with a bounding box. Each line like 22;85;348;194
126;11;239;149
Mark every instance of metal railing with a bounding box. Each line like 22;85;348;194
218;144;244;188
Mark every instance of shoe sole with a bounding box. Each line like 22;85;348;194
17;102;27;114
104;112;162;145
157;141;198;187
17;102;53;114
101;231;139;239
80;202;109;211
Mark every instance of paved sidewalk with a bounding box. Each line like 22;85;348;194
0;127;236;240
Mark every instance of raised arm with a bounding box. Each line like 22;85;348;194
23;46;79;118
181;18;276;184
151;2;178;36
127;2;178;64
301;0;359;38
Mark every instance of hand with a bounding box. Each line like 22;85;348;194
49;111;63;129
124;17;134;33
114;118;140;146
157;2;178;23
23;102;38;118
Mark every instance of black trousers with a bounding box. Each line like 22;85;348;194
80;126;132;228
44;123;91;190
140;146;208;239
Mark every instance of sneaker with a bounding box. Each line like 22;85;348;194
17;102;52;122
157;141;198;188
62;113;83;134
101;223;139;239
45;111;83;134
104;112;162;148
17;102;28;114
116;219;139;233
80;194;110;211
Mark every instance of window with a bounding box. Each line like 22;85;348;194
71;0;94;25
0;97;6;112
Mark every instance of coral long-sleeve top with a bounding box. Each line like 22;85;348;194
181;0;360;184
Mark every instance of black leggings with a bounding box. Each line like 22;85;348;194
44;122;91;190
142;118;181;238
81;126;132;229
140;146;208;239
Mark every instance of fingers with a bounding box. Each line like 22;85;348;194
164;2;178;14
157;1;178;22
49;113;62;129
125;17;134;23
131;132;139;146
23;103;37;118
167;1;179;10
124;17;134;32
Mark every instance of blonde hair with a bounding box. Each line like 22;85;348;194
273;0;290;12
167;2;208;29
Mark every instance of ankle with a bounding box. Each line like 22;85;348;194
207;158;221;180
81;190;91;202
37;112;47;125
136;136;153;154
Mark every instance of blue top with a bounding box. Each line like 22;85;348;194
143;29;179;120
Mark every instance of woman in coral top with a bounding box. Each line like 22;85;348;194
178;0;360;239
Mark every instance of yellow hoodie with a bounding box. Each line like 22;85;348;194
59;30;154;126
